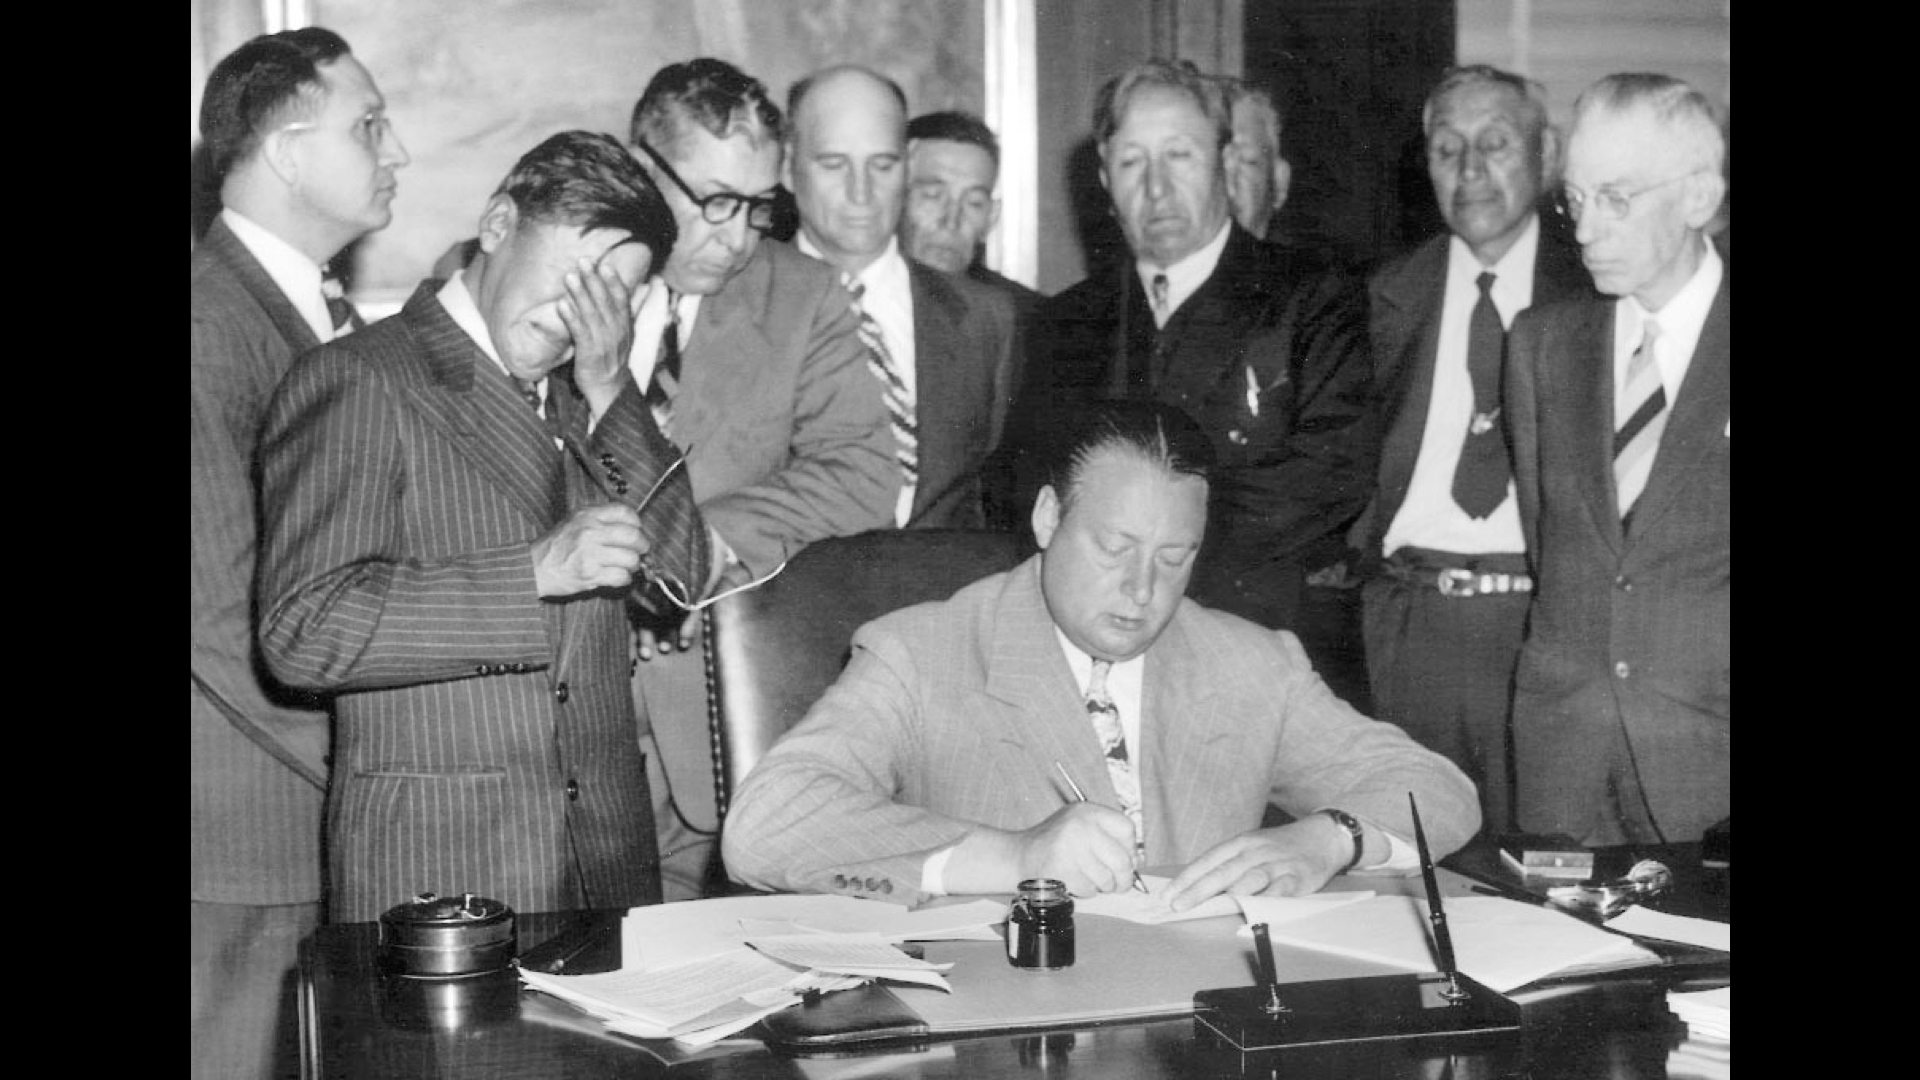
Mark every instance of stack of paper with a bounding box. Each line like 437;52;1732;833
1251;894;1662;992
1665;986;1730;1079
519;895;998;1047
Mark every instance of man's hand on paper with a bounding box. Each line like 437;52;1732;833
946;802;1138;897
1162;819;1353;912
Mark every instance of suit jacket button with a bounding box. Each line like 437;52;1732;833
865;877;881;892
475;664;491;675
1228;429;1247;445
1613;661;1631;679
831;874;848;889
879;880;893;894
1615;575;1633;591
565;778;580;801
554;681;570;703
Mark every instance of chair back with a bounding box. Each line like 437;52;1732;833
702;529;1028;821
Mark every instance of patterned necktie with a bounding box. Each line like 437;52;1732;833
1450;271;1513;518
644;289;681;431
1613;319;1666;523
320;268;358;340
1084;660;1144;847
512;376;562;444
1149;272;1170;324
847;279;918;492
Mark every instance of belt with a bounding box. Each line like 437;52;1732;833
1382;560;1533;598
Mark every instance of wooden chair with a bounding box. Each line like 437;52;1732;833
700;529;1029;824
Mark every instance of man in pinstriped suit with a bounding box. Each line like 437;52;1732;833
723;401;1477;911
191;27;407;1078
257;131;710;923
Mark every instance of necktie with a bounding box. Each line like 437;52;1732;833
1084;660;1144;848
512;376;562;444
1450;271;1513;518
320;268;359;339
1613;319;1667;523
645;289;682;431
847;279;919;493
1149;272;1170;323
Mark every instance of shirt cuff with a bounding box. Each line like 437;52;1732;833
920;844;958;896
1361;825;1418;873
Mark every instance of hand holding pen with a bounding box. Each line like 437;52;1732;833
1055;762;1150;894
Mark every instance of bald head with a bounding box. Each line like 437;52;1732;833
784;65;909;275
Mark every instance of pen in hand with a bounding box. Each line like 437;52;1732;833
1053;761;1149;894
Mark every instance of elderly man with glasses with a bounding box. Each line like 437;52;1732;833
1505;72;1729;846
622;57;900;900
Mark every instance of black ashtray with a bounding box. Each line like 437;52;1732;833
378;891;517;978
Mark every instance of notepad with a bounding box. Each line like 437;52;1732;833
1254;894;1661;992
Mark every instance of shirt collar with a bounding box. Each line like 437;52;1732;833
1052;628;1147;692
1618;235;1723;390
798;232;909;295
437;270;539;394
1445;212;1541;315
1135;218;1233;318
220;207;332;343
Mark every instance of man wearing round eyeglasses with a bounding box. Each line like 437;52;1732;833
623;58;899;901
1355;66;1594;841
192;26;408;1078
1506;73;1729;847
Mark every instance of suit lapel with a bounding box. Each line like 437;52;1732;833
392;284;565;528
204;218;324;357
676;275;778;461
1571;301;1627;555
908;262;964;518
1619;276;1730;539
1370;237;1449;534
982;560;1117;799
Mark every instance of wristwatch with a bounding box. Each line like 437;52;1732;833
1318;808;1366;874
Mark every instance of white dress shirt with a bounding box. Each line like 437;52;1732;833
221;207;342;344
1382;215;1539;556
1135;219;1233;328
1614;236;1723;410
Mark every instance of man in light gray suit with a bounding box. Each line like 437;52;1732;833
191;26;407;1079
623;58;898;900
724;401;1478;910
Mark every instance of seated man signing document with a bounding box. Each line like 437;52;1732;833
723;400;1479;910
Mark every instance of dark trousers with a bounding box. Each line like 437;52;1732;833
1362;557;1530;836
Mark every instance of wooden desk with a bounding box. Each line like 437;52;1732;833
300;847;1727;1079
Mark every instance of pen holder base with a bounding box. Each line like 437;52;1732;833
1194;972;1521;1055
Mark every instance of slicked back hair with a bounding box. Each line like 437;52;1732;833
1573;72;1726;176
1044;400;1216;516
630;58;784;161
1422;64;1551;143
907;110;1000;169
493;130;678;278
198;26;352;181
1093;59;1231;153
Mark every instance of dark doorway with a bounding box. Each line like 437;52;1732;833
1244;0;1454;274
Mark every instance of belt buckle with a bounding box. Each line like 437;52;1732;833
1436;567;1479;598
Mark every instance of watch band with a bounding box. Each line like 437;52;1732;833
1318;808;1365;874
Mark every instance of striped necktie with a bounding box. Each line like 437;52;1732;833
644;289;682;433
1613;319;1666;523
847;279;918;492
1084;659;1144;847
320;268;359;340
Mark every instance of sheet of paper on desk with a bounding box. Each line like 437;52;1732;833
621;894;1000;970
1234;890;1378;932
1603;906;1730;952
1074;874;1242;923
519;945;804;1031
1257;895;1661;992
748;932;955;991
